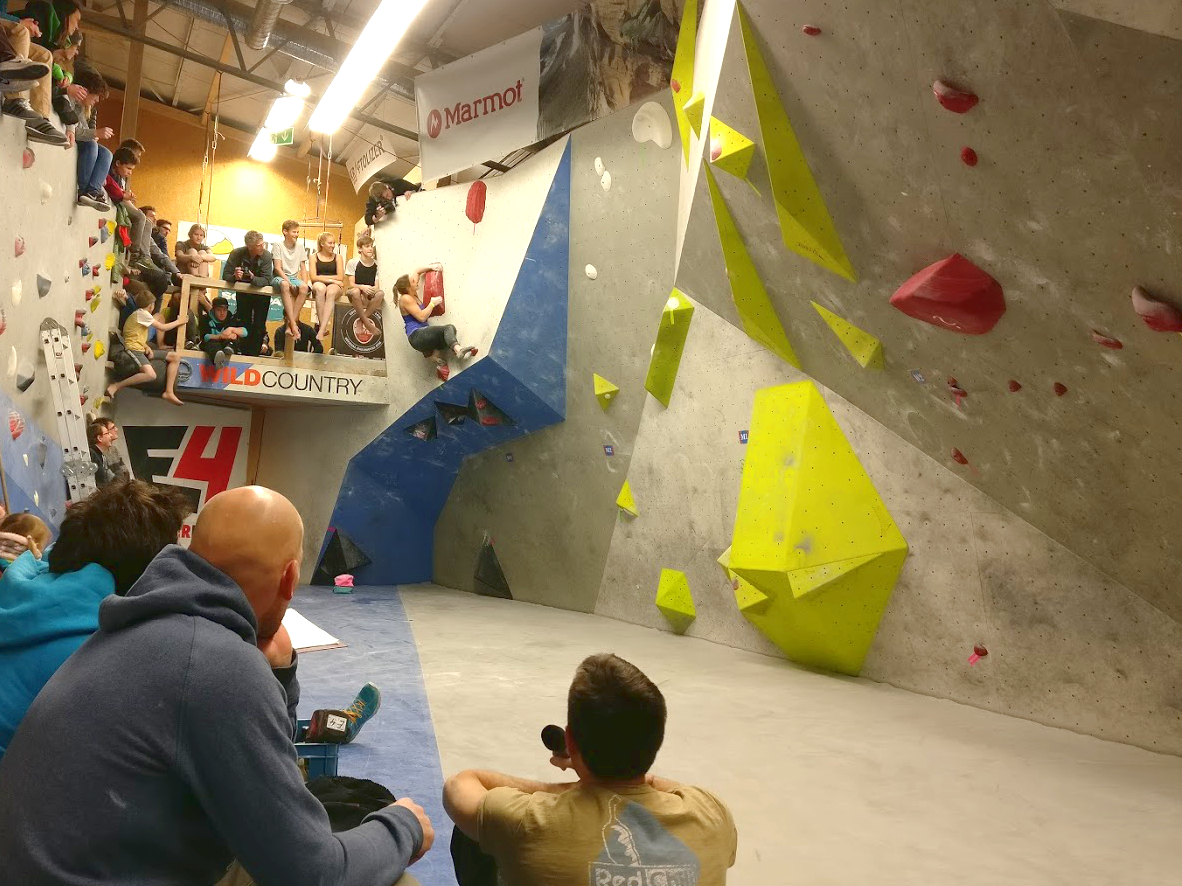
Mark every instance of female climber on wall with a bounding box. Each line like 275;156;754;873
309;232;345;344
395;267;477;382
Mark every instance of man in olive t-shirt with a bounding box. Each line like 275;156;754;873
443;653;738;885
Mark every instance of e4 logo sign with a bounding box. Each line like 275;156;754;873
122;424;243;512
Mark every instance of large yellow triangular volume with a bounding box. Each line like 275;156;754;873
682;92;705;136
703;165;799;367
670;0;698;164
787;552;882;599
644;289;695;406
616;480;639;516
655;568;696;634
593;373;619;408
738;6;855;282
811;302;883;369
708;117;755;180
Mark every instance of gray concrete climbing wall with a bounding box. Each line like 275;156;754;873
676;0;1182;626
0;117;116;521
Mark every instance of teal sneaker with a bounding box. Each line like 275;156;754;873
343;682;381;743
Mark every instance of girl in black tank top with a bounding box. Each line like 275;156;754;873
310;232;345;342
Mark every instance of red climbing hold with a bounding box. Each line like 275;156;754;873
89;236;97;247
465;181;487;227
97;218;106;230
78;259;85;268
1007;379;1022;392
1090;330;1123;349
960;147;978;166
1130;285;1182;332
21;148;34;168
670;78;681;94
85;289;94;301
933;80;979;113
91;265;100;278
81;342;91;352
951;448;968;465
14;237;24;257
79;394;88;406
968;644;989;666
1053;382;1068;397
947;377;968;405
801;24;822;35
74;363;82;377
74;310;86;327
890;253;1005;334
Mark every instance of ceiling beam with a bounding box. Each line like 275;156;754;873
118;0;149;140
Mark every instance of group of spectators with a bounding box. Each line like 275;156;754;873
0;479;738;885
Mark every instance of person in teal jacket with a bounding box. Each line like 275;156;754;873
0;479;192;759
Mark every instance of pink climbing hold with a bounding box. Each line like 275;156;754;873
710;139;722;162
85;289;94;301
1053;382;1068;397
1007;379;1022;392
968;644;989;666
951;448;968;465
79;393;88;406
74;310;86;327
9;410;24;440
890;253;1006;334
21;148;34;169
1130;285;1182;332
81;341;91;352
670;78;681;93
960;147;978;166
1090;330;1123;349
933;80;979;113
947;377;968;405
14;237;24;257
465;180;487;228
801;24;822;36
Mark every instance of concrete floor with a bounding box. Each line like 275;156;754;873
399;586;1182;886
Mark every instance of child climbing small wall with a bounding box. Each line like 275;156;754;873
0;116;116;525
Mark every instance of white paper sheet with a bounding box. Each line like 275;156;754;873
282;608;345;653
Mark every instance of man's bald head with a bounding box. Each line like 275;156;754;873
191;487;304;638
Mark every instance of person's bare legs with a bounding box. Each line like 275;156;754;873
317;283;342;341
362;289;384;333
162;352;184;405
279;280;299;338
348;288;379;334
311;281;328;339
106;363;158;398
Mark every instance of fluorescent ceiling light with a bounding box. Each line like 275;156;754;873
284;79;311;98
249;128;277;162
308;0;431;134
266;95;304;131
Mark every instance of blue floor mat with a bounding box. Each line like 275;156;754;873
292;586;456;886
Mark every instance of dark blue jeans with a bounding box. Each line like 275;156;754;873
76;140;111;195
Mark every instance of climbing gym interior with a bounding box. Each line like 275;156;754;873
1;0;1180;883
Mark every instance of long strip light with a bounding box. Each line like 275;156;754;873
308;0;432;134
249;128;277;162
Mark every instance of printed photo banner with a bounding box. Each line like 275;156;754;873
416;0;677;182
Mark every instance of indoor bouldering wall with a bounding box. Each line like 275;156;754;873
0;116;117;525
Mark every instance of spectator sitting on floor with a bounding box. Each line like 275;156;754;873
67;66;111;210
0;512;50;569
0;485;434;883
274;318;323;355
443;653;738;886
346;234;383;337
200;296;247;368
271;219;311;341
0;1;64;144
309;231;345;344
0;478;192;761
221;230;274;357
106;284;186;405
87;416;129;487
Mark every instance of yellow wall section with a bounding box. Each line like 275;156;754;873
97;90;366;242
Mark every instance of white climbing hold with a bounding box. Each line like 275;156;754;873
594;157;605;176
33;491;38;507
40;181;52;204
11;278;22;306
585;264;598;280
7;346;16;378
666;295;680;310
631;101;672;149
600;170;612;191
22;453;28;466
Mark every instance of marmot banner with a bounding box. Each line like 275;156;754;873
416;0;677;182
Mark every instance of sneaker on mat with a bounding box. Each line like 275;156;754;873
0;58;51;91
343;682;381;743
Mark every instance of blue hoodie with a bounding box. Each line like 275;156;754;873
0;545;424;886
0;550;113;759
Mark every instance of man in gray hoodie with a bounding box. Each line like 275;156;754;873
0;486;433;885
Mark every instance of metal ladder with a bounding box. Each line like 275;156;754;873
40;318;97;502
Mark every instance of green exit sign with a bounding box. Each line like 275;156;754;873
270;127;294;146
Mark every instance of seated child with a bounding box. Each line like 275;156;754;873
0;513;51;569
199;297;247;367
345;235;383;337
106;285;187;406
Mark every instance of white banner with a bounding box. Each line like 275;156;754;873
344;132;403;193
415;27;542;182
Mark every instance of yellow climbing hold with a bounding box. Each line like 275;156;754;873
811;302;883;369
644;289;695;407
670;0;698;164
655;568;696;634
89;296;101;312
738;6;855;282
704;165;799;367
728;382;908;674
616;480;639;517
93;340;105;359
682;92;705;136
93;284;102;295
104;253;115;270
106;220;115;234
708;117;755;180
593;373;619;409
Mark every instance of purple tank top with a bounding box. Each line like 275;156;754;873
403;310;428;336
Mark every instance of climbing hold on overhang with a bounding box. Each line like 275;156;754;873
1130;285;1182;332
22;148;34;168
465;181;486;228
14;237;24;257
39;181;52;203
89;236;97;247
960;147;978;166
585;264;598;280
9;410;24;439
890;254;1005;334
802;24;822;35
1091;330;1122;349
951;448;968;465
1053;382;1068;397
600;170;612;191
631;102;672;149
36;274;51;298
1007;379;1022;392
933;80;979;113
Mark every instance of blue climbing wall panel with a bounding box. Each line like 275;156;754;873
1;388;66;528
322;141;572;584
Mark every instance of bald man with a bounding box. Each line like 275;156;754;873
0;486;433;886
